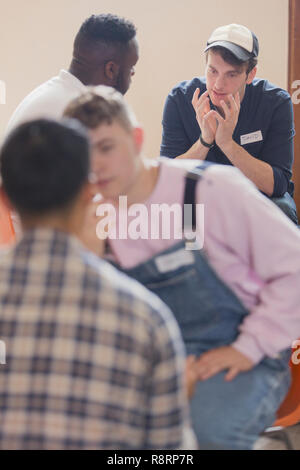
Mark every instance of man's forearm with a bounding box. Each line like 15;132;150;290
176;139;210;160
220;140;274;196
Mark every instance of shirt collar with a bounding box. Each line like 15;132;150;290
58;70;86;92
18;227;84;257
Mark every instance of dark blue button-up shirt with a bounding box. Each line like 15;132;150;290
160;77;295;197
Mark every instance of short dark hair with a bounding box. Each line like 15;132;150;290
75;14;136;48
207;46;257;75
0;119;90;216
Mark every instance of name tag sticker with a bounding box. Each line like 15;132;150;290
155;249;194;273
240;130;263;146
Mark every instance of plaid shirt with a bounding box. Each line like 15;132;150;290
0;229;189;450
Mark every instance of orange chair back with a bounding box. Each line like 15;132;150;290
275;340;300;427
0;192;15;246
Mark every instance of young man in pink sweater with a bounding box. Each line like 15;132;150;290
64;87;300;450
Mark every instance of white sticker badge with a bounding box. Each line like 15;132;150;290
155;249;194;274
240;130;263;146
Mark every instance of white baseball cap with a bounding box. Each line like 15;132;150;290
205;24;259;61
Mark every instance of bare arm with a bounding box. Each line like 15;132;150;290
220;139;274;196
176;138;209;160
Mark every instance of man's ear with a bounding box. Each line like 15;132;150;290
132;127;144;153
0;187;13;211
246;66;257;85
104;61;120;84
81;181;96;206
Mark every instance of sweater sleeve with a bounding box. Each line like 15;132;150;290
160;93;192;159
260;96;295;197
198;166;300;364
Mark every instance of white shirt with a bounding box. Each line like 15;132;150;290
5;70;87;238
6;70;86;135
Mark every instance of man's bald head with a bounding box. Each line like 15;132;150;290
69;14;139;94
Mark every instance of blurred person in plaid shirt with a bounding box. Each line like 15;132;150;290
0;118;195;450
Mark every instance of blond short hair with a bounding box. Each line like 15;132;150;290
63;86;138;131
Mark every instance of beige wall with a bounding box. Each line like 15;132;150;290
0;0;288;157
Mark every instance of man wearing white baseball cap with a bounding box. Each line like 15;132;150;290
160;24;297;224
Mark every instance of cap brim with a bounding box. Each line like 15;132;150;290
204;40;252;61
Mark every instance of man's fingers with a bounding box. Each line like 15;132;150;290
198;362;240;382
220;99;232;119
192;88;201;107
234;91;241;109
228;93;239;113
210;110;224;124
196;353;227;372
186;355;197;365
225;367;239;382
197;362;224;381
207;116;218;134
203;110;218;124
196;98;211;119
192;89;209;110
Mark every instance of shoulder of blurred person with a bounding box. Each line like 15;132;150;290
5;70;86;136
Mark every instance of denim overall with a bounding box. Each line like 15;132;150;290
114;164;291;449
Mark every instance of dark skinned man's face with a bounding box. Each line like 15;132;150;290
115;38;139;95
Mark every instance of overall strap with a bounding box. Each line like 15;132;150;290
182;162;212;235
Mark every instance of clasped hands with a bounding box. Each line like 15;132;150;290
192;88;240;149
